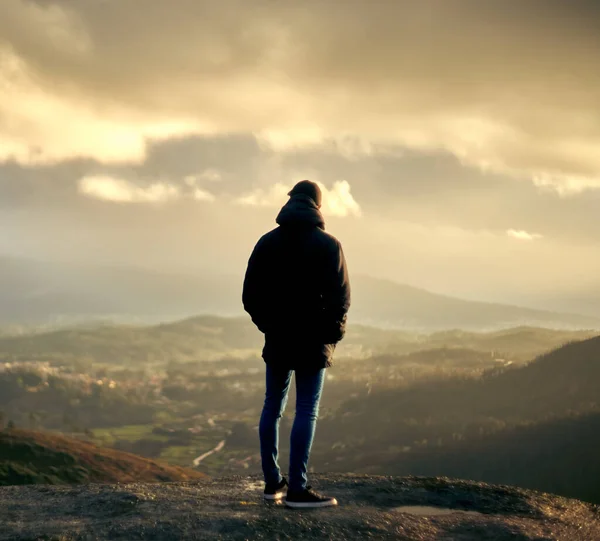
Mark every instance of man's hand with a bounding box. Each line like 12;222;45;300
320;314;347;344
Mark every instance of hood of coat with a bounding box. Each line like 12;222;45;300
276;194;325;230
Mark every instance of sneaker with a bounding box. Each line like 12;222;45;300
285;486;338;508
264;477;288;500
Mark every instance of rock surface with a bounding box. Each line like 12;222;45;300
1;474;599;540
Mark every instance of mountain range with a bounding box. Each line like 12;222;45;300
1;255;599;331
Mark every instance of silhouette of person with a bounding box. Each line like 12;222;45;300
243;180;350;508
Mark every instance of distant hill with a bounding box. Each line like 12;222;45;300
359;325;596;359
350;275;600;330
384;411;600;505
438;333;600;420
335;333;600;431
0;256;242;327
322;333;600;473
0;314;594;365
319;335;600;503
478;334;600;416
0;315;263;363
1;255;599;330
0;429;205;485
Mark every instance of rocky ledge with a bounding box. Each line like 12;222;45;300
1;474;599;540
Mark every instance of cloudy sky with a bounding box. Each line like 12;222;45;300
2;0;600;311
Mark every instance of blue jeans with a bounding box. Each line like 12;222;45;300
259;365;326;492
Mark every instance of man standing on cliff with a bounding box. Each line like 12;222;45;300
243;180;351;508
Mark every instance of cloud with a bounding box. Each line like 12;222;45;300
325;180;362;217
532;174;600;196
236;180;361;217
191;188;216;202
183;173;217;202
1;1;600;193
235;183;289;208
506;229;543;241
184;169;222;185
78;176;181;203
0;48;207;164
77;175;216;204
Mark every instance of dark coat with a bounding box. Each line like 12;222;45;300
242;194;351;369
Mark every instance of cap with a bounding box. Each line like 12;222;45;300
287;180;322;208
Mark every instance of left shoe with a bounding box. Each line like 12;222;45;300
264;477;288;500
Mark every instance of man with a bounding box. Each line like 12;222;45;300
242;180;351;509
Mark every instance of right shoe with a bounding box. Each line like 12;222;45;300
285;486;338;508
